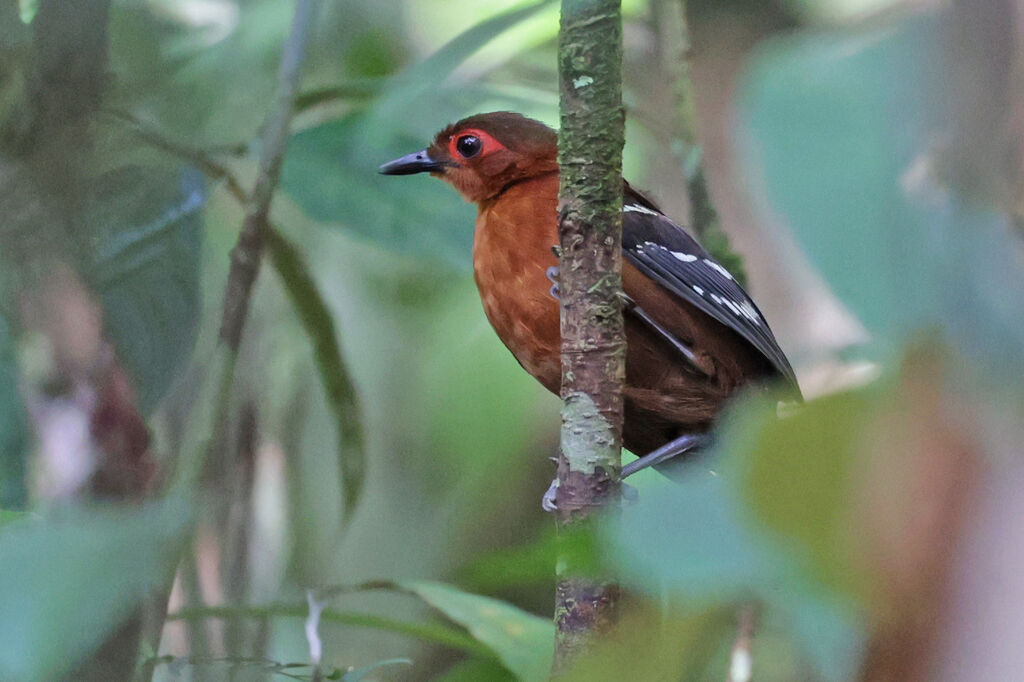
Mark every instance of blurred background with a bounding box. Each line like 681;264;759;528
1;0;1023;680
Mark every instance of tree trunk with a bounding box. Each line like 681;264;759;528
552;0;626;674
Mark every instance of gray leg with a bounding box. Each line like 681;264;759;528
622;432;710;478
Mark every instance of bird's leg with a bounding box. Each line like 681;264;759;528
621;432;711;478
546;265;560;300
618;292;709;376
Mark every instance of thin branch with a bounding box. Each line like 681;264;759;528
101;109;249;205
218;0;321;350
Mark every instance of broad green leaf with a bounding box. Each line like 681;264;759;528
0;497;192;681
400;580;554;682
266;227;365;522
739;17;944;341
281;114;475;269
606;394;871;681
339;657;412;681
738;13;1024;384
85;165;204;411
363;0;554;136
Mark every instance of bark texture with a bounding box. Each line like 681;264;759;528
553;0;626;673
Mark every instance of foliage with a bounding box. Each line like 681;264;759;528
0;0;1020;680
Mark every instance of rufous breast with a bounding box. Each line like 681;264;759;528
472;174;561;392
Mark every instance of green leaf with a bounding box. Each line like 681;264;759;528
363;0;554;135
281;1;555;269
0;497;192;681
434;658;516;682
265;227;365;522
606;393;872;681
85;165;204;411
737;14;1024;383
18;0;38;24
340;657;412;681
400;580;554;682
281;114;474;268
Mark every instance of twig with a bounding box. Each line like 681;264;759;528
218;0;321;350
101;109;249;205
726;602;757;682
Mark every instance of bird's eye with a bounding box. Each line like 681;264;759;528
455;135;482;158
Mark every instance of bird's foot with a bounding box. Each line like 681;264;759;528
546;266;560;301
541;478;559;512
622;432;712;478
542;478;638;512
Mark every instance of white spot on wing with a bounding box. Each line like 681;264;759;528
672;251;697;262
739;301;762;325
692;286;704;296
624;204;659;216
703;258;734;280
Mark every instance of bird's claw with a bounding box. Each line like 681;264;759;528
542;479;559;512
546;266;560;301
542;478;637;512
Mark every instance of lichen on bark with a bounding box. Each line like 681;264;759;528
553;0;626;673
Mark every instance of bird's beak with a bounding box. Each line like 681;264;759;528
378;149;447;175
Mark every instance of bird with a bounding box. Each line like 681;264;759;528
380;111;800;500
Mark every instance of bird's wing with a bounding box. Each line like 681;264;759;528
620;192;801;399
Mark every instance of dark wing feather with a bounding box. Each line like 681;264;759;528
620;192;801;399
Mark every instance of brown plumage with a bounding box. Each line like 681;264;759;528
381;112;799;466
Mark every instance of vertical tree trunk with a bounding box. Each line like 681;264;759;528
553;0;626;674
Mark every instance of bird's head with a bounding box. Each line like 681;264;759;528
379;111;558;204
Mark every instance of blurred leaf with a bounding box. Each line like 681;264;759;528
18;0;38;25
85;165;204;411
0;315;27;509
0;497;192;681
266;227;365;522
434;657;516;682
400;580;554;682
168;602;495;659
606;393;871;681
0;510;29;529
282;1;555;269
339;657;412;681
737;390;879;598
739;17;944;341
281;114;474;268
562;603;735;682
738;13;1024;384
363;0;554;134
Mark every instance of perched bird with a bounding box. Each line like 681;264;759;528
380;112;800;489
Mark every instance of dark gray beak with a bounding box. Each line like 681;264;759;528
378;149;447;175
